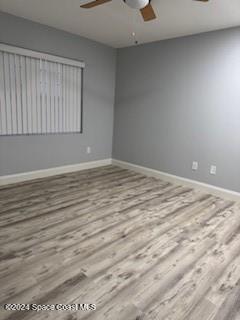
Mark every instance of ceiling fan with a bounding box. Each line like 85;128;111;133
80;0;209;22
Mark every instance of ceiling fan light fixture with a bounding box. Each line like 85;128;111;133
124;0;149;10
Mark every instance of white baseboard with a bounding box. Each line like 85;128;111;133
2;158;239;202
0;159;112;186
112;159;240;202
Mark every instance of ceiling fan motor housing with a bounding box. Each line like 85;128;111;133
124;0;150;9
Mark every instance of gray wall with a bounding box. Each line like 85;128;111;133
1;12;240;193
0;11;116;175
113;27;240;192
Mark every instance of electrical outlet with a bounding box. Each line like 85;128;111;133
192;161;198;171
87;146;91;154
210;165;217;175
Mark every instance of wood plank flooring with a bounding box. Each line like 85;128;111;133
0;165;240;320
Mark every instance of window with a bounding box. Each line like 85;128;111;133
0;43;84;135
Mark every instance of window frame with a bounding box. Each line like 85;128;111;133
0;42;84;136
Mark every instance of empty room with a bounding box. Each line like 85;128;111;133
0;0;240;319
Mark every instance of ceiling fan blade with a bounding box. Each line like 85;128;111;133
80;0;112;9
194;0;209;2
140;4;156;22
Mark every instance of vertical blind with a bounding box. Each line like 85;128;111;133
0;44;84;135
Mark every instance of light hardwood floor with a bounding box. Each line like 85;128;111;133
0;165;240;320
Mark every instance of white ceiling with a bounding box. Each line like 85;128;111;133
0;0;239;48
